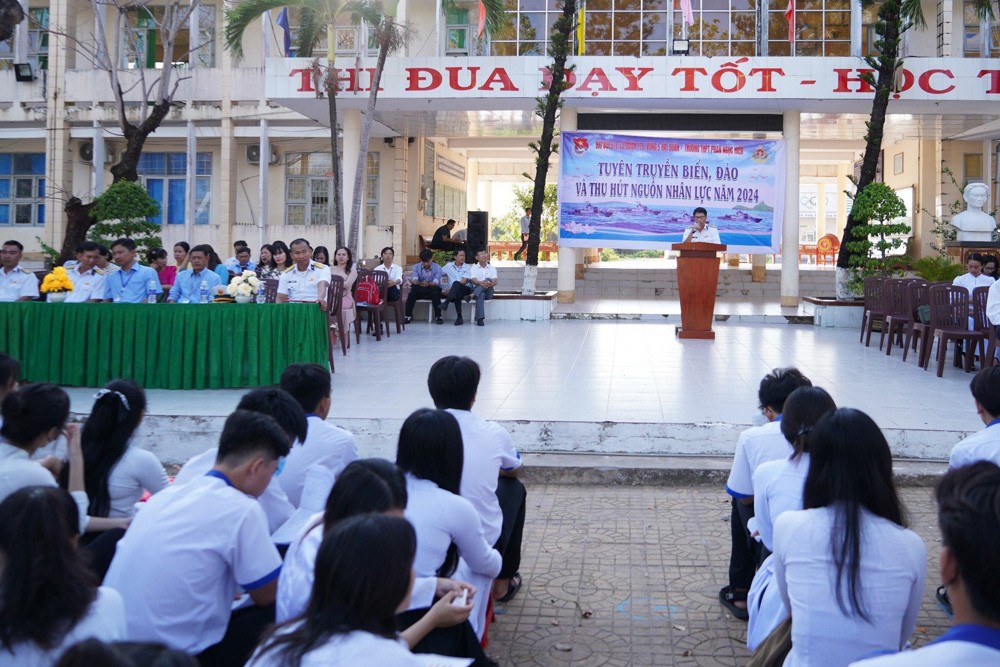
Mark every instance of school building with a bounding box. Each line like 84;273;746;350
1;0;997;303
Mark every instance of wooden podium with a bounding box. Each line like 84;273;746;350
673;242;726;339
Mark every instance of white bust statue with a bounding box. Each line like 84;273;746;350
951;182;997;242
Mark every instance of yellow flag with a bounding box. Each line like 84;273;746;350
576;4;585;56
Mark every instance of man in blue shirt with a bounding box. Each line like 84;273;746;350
103;238;162;303
225;246;257;274
404;248;444;325
168;244;223;303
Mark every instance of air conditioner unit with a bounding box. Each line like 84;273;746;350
79;142;114;164
247;144;280;166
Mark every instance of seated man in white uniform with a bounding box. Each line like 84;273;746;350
427;355;526;633
65;241;107;303
277;363;358;507
276;238;330;310
0;240;40;302
680;207;721;244
949;366;1000;469
851;461;1000;666
104;410;289;666
173;387;308;534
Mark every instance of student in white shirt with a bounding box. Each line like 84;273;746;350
722;367;812;621
746;386;837;652
373;246;403;302
104;410;290;665
397;408;502;639
278;363;358;507
850;461;1000;666
949;366;1000;469
251;514;426;667
442;248;472;322
75;380;168;578
772;408;925;667
0;383;89;532
952;252;994;294
428;356;526;605
65;241;107;303
173;387;307;534
0;487;125;667
276;459;476;660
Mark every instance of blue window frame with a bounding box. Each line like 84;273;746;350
0;153;45;226
137;152;213;225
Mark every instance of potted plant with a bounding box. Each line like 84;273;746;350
227;271;260;304
844;183;911;294
40;267;74;302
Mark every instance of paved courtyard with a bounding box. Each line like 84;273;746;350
488;483;947;666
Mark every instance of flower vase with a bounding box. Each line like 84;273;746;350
235;295;253;304
47;292;69;303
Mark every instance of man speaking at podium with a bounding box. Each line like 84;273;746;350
680;207;721;244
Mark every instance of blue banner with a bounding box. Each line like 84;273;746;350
558;132;785;253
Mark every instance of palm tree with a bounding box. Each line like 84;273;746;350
836;0;995;292
225;0;382;248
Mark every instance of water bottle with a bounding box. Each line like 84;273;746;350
199;281;209;304
146;279;157;304
257;282;267;304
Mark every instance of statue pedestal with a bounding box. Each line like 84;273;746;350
946;241;998;264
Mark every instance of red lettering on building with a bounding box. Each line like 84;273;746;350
539;67;577;91
918;69;955;94
406;68;443;91
832;69;875;93
748;68;785;93
711;67;746;93
478;68;518;92
671;67;708;92
614;67;654;91
447;67;480;91
290;68;315;93
577;68;617;93
979;70;1000;94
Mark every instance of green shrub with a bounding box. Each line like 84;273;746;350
913;256;964;282
88;181;163;257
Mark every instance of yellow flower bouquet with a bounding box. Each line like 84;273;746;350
40;267;74;294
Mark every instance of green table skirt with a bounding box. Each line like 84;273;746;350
0;302;330;389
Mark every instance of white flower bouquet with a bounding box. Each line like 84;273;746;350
227;270;260;298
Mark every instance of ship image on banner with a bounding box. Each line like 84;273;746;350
558;132;786;253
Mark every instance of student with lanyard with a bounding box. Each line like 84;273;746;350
104;410;290;667
851;461;1000;666
103;238;162;303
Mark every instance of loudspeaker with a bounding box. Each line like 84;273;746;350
467;211;488;255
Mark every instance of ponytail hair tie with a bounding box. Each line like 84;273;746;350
94;388;130;415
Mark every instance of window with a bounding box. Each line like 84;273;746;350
137;152;212;225
0;154;45;226
770;0;851;56
365;152;379;226
673;0;758;57
0;8;49;72
121;4;216;69
285;152;333;226
964;153;984;186
286;10;376;58
964;0;1000;57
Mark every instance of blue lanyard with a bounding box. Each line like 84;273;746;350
119;267;135;291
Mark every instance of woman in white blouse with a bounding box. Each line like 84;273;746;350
396;408;502;639
746;386;836;651
0;487;125;666
772;408;926;667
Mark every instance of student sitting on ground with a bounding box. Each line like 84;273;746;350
770;408;925;667
104;410;290;666
278;363;358;507
721;367;812;621
0;353;18;429
0;383;89;531
173;388;307;534
746;386;837;651
850;461;1000;666
250;514;427;666
949;366;1000;468
0;487;125;665
396;408;502;649
55;639;198;667
277;460;475;656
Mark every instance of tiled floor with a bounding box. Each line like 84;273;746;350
63;319;981;435
488;484;948;666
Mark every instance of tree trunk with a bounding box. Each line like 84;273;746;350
59;197;96;263
324;68;345;250
348;21;391;258
522;0;575;295
835;0;901;270
110;99;172;184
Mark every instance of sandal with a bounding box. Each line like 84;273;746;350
936;585;953;620
719;585;749;621
497;573;522;603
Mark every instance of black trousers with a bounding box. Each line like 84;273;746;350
397;610;495;666
445;282;473;314
515;233;529;257
406;284;442;317
727;497;760;591
494;476;526;579
82;528;126;582
197;604;275;667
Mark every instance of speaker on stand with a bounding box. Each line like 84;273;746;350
467;211;489;256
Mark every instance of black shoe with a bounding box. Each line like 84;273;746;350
455;317;463;326
435;317;444;325
476;319;484;326
441;301;449;311
403;316;412;325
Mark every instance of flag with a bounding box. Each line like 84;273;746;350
680;0;695;27
477;1;485;38
576;5;585;55
276;7;292;57
786;0;795;43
